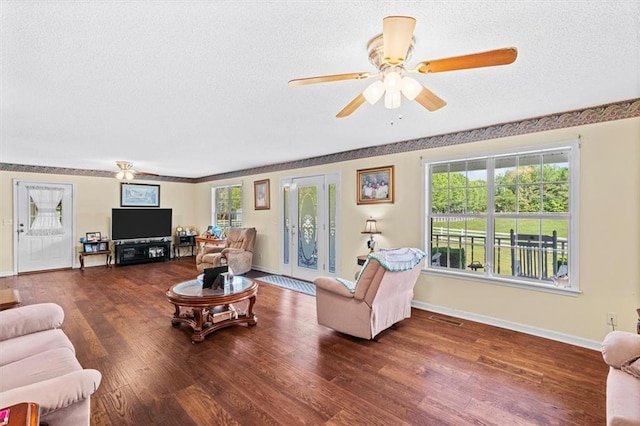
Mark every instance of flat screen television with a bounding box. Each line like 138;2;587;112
111;208;172;241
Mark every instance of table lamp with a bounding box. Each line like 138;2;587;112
361;217;381;252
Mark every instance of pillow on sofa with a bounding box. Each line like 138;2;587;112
621;356;640;380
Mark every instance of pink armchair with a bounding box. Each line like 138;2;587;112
0;303;101;425
314;248;426;339
196;227;257;275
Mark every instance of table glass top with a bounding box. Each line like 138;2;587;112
171;275;254;297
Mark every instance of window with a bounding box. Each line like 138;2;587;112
211;184;243;230
424;143;578;291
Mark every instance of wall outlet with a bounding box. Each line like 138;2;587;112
606;312;617;326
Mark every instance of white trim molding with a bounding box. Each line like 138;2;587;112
411;300;602;351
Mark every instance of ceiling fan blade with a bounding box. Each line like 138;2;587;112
336;93;366;118
412;47;517;74
383;16;416;66
288;72;373;87
414;86;447;112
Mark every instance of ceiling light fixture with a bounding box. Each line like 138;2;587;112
115;161;135;181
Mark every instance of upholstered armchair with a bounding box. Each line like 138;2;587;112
314;248;426;340
0;303;102;425
196;227;257;275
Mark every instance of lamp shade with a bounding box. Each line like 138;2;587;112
363;80;385;104
401;76;422;100
384;89;401;109
116;171;134;181
362;218;381;234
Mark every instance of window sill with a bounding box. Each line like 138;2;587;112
422;268;581;297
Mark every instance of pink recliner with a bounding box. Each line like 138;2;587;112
314;248;426;340
0;303;102;425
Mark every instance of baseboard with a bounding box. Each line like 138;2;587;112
411;300;602;351
251;265;278;275
0;270;15;277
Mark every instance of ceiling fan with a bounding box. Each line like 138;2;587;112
115;161;158;181
288;16;517;118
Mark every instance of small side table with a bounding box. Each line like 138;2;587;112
174;234;196;258
0;288;20;311
0;402;39;426
79;241;112;271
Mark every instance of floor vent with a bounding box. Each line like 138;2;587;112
428;315;463;327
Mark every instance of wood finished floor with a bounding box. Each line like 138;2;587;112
1;258;607;425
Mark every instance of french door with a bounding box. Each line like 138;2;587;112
15;181;75;273
280;173;339;281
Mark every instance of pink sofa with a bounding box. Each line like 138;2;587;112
0;303;101;425
601;331;640;425
314;248;426;340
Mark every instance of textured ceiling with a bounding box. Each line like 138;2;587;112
1;1;639;178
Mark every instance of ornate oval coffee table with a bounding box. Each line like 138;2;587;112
166;276;258;343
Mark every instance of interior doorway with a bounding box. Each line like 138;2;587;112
279;173;340;282
14;180;75;273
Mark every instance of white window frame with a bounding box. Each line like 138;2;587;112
211;183;243;229
422;140;580;295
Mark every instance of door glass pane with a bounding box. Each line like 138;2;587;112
27;187;64;236
328;183;336;273
298;185;318;270
283;185;290;265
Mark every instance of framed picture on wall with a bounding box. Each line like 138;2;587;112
254;179;270;210
357;165;394;204
120;183;160;207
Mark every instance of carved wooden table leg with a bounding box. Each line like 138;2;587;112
171;304;181;326
191;307;205;343
246;295;258;325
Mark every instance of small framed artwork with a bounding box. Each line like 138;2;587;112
84;243;94;253
86;232;101;242
254;179;270;210
98;242;108;251
357;165;394;204
121;183;160;207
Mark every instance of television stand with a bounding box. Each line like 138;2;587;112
115;240;171;266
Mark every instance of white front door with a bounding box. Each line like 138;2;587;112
15;181;75;273
280;174;339;281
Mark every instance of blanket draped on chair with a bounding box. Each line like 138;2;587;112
366;248;426;271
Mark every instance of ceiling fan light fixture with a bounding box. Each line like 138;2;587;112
383;71;402;91
400;76;422;100
363;80;385;104
384;89;401;109
115;170;135;181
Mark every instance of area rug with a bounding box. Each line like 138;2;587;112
257;275;316;297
